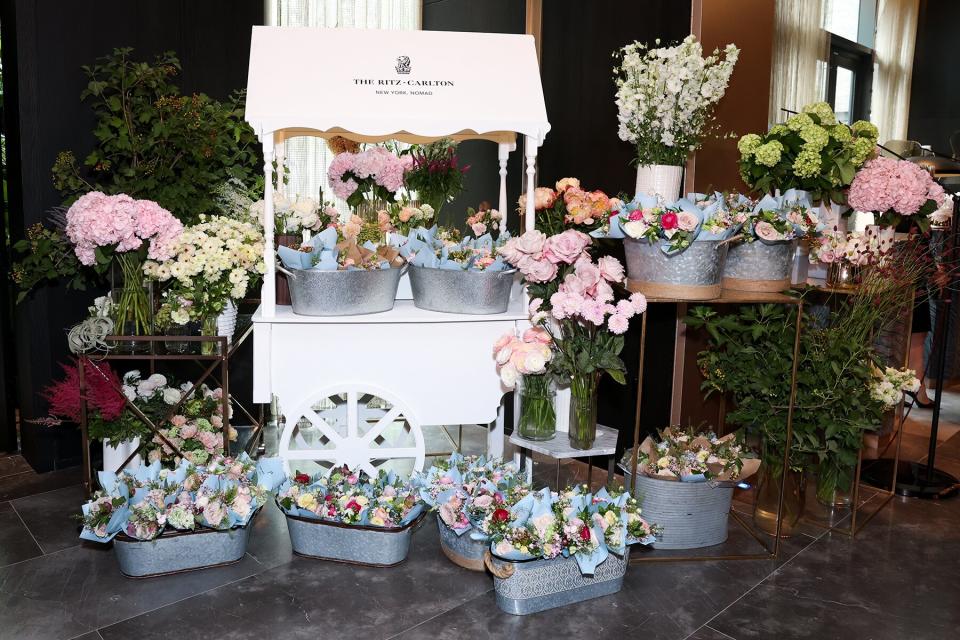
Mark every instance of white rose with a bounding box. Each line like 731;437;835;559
623;220;649;239
147;374;167;388
292;197;317;216
163;388;182;405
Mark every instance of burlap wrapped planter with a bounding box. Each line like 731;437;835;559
722;240;797;293
623;238;728;301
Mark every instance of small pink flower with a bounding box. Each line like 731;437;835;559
608;313;630;334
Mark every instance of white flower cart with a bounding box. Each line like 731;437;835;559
245;27;550;474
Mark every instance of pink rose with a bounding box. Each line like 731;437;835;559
473;494;494;509
754;221;781;242
515;230;547;255
544;229;591;265
471;222;487;237
597;256;625;283
676;211;699;232
521;256;558;283
180;423;199;439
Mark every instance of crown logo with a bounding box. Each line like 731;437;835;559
395;55;411;75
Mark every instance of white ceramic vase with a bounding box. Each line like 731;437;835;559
635;164;683;201
102;437;141;473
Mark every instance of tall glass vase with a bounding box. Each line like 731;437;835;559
753;444;806;537
816;461;855;508
110;253;153;353
568;372;600;450
200;315;220;356
517;374;556;441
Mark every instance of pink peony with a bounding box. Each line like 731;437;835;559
544;229;591;265
597;256;625;283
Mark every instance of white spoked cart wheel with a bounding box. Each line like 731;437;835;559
278;384;426;477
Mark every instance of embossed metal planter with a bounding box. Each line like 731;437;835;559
277;266;402;316
623;238;727;301
436;514;487;571
722;240;797;293
283;508;424;567
623;469;733;550
408;266;516;315
485;550;629;615
113;512;258;578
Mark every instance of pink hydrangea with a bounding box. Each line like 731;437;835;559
326;147;412;201
848;157;945;217
65;192;182;266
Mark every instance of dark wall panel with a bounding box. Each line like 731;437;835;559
908;0;960;154
7;0;263;470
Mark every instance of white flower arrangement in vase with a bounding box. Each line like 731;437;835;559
613;35;739;200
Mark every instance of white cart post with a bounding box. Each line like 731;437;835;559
245;27;550;473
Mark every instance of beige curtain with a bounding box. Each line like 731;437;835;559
267;0;422;202
871;0;920;142
768;0;830;126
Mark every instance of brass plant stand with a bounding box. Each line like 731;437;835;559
77;321;265;497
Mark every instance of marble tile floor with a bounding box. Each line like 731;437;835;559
2;425;959;639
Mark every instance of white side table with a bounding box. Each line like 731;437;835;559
510;424;619;491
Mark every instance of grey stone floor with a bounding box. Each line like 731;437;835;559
2;424;960;639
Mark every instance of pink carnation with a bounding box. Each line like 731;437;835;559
608;313;630;335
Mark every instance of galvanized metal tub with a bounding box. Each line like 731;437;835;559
436;514;487;571
623;469;733;549
113;514;257;578
485;549;629;615
277;265;402;316
283;508;424;567
623;238;727;301
722;240;797;293
408;265;516;315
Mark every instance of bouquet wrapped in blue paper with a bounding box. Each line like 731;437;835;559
392;226;513;272
79;453;285;542
485;485;659;576
739;189;820;243
605;195;743;254
413;453;528;540
277;464;423;528
277;225;404;272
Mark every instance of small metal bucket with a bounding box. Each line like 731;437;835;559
113;512;257;578
623;238;728;301
623;468;733;549
408;266;516;314
283;507;424;567
722;240;797;293
485;549;629;615
277;265;402;316
436;514;487;571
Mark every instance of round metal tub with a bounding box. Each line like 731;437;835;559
623;238;727;301
408;266;516;315
278;266;402;316
722;240;797;293
113;511;258;578
485;549;629;615
283;508;424;567
623;468;733;549
436;514;487;571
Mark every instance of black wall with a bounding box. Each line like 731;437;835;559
908;0;960;155
422;0;526;228
4;0;263;470
539;0;691;448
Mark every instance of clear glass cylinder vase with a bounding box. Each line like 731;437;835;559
200;315;220;356
110;254;153;353
816;461;855;508
753;457;806;537
568;372;600;450
517;374;556;441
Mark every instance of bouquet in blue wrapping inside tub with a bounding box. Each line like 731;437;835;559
413;453;529;540
735;189;821;244
485;485;660;576
276;225;404;272
276;464;423;528
606;194;744;254
392;226;513;271
78;454;285;542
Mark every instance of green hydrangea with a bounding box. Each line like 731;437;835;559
851;120;879;143
799;123;830;150
754;140;784;167
802;101;837;126
850;136;876;166
738;133;762;156
769;124;788;136
830;125;852;142
793;148;822;178
786;112;813;131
